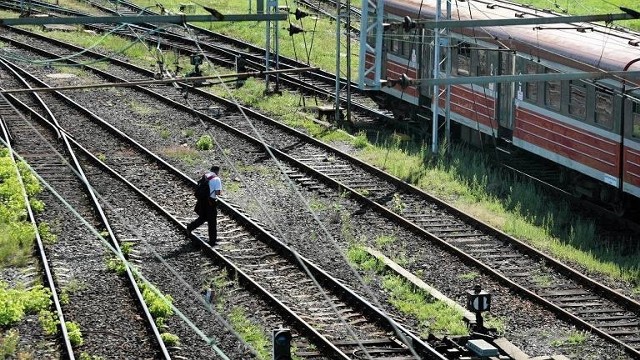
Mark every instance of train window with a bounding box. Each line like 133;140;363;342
402;34;413;58
594;91;613;129
544;69;561;111
524;61;538;102
456;43;471;76
390;29;400;54
477;49;489;76
568;81;586;119
633;103;640;138
500;53;511;75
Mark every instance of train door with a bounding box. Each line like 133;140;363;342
496;52;515;138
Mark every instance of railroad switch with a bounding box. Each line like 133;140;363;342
187;54;203;78
235;55;247;88
315;105;345;122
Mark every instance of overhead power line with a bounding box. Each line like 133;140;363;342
0;12;288;26
388;70;640;87
0;67;317;94
389;11;639;30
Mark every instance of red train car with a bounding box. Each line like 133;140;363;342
360;0;640;212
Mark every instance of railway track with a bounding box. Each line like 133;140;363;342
0;0;388;123
0;60;167;359
0;44;459;360
1;24;639;358
1;8;639;359
0;94;73;359
18;0;633;225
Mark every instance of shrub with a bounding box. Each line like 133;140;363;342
66;321;83;347
39;310;59;335
38;222;57;244
195;135;213;150
106;258;127;276
0;329;19;358
0;283;51;326
141;285;173;319
160;332;180;346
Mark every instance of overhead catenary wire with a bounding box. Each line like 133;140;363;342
0;114;240;360
0;3;172;67
179;20;388;360
0;53;257;357
6;0;430;354
0;66;318;94
180;11;424;359
0;22;174;68
3;1;324;358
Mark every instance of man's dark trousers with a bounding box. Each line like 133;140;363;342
187;198;217;244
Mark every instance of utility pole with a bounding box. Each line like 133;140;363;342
445;0;452;146
346;0;352;123
265;0;280;92
430;0;441;153
335;0;342;122
431;0;452;153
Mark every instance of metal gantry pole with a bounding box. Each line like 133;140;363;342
346;0;352;123
431;0;441;153
274;1;280;92
265;0;279;91
265;0;271;88
445;0;452;146
335;0;342;122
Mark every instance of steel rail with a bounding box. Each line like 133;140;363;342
1;0;391;122
86;0;389;118
4;24;639;357
0;57;171;359
3;61;447;360
0;94;76;360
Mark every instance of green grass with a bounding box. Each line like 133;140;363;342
160;145;200;164
209;270;303;360
551;330;588;347
0;150;41;266
227;307;271;359
129;100;158;115
50;0;102;15
131;0;359;76
347;245;468;336
374;235;396;247
10;0;637;291
457;272;480;281
208;77;353;142
308;198;326;211
0;330;20;359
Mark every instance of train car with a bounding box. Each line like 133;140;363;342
359;0;640;213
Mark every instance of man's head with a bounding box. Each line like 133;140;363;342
211;165;220;174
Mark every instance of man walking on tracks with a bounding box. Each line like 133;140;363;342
186;165;222;246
